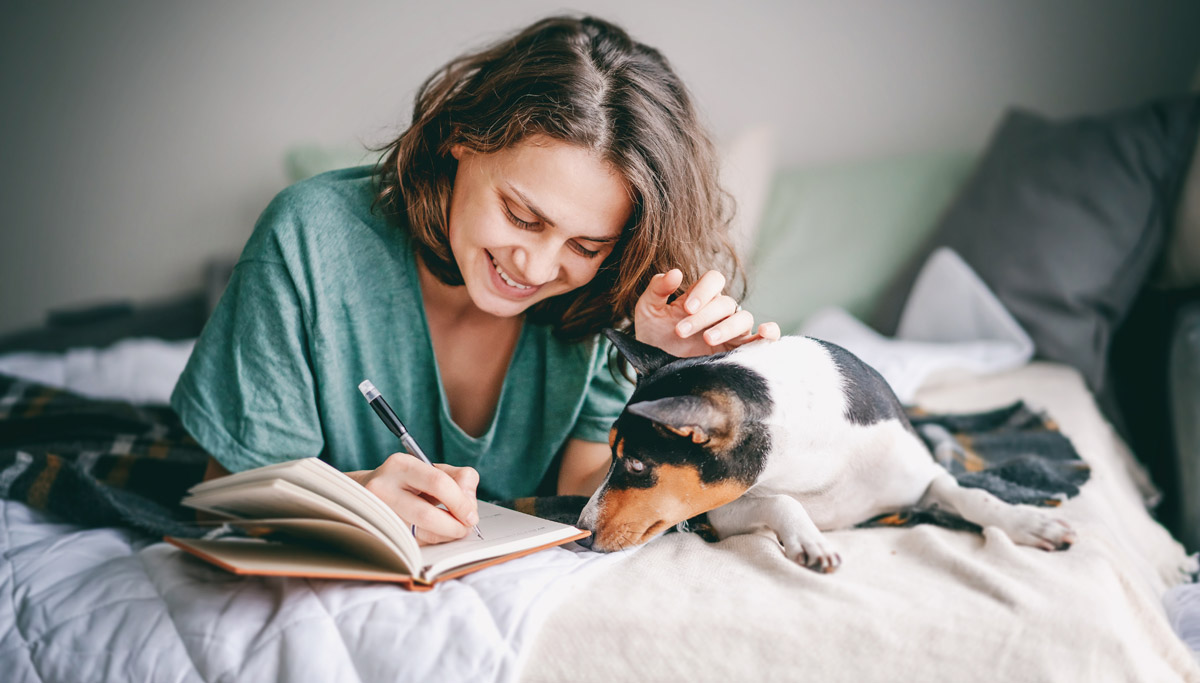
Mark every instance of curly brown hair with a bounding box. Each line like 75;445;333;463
374;15;742;342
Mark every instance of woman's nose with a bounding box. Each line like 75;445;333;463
513;238;560;284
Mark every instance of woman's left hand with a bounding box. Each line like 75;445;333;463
633;268;781;358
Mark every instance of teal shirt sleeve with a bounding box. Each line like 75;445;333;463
569;338;634;443
170;204;325;473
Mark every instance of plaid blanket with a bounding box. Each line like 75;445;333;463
0;373;1089;539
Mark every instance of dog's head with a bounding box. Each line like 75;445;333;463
577;329;774;552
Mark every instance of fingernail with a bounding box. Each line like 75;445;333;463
686;298;698;313
706;330;721;344
468;512;479;525
676;320;692;335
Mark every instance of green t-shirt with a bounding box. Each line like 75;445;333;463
170;166;633;501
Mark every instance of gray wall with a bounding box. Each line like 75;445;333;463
1;0;1198;335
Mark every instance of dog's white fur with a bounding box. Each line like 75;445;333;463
705;337;1075;572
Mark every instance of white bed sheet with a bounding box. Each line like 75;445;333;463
0;498;630;683
0;340;653;683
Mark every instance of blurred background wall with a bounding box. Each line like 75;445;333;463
1;0;1198;335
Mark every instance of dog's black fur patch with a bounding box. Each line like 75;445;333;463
813;339;914;433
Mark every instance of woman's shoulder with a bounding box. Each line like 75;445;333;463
245;165;408;264
261;165;380;229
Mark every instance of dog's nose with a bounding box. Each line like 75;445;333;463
574;534;594;550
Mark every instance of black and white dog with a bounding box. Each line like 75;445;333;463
577;330;1076;572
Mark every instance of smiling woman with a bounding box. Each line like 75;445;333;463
444;137;632;318
170;14;779;547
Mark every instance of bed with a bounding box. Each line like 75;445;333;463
3;94;1200;682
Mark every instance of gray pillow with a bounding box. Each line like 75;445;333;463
1169;300;1200;552
874;95;1200;392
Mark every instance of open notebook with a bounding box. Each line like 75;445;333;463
166;458;588;590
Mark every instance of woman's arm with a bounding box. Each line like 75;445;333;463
558;439;613;497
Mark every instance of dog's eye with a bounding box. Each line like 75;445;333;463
624;458;646;475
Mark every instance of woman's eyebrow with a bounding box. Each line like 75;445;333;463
506;185;621;243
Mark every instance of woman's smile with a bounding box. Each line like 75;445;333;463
486;250;541;298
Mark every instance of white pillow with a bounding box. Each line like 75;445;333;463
798;247;1034;402
0;338;196;405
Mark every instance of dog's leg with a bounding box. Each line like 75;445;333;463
708;495;842;573
919;473;1076;551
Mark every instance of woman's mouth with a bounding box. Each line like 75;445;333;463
487;251;541;298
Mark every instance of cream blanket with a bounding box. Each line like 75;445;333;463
520;363;1200;682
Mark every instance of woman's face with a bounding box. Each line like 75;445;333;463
447;136;633;318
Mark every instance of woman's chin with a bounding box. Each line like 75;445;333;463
467;265;554;316
467;282;541;318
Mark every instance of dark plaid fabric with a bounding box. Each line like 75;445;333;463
0;373;1089;540
0;374;210;537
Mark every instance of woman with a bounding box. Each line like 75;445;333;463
171;15;779;546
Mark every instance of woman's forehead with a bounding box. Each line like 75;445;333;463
489;137;632;238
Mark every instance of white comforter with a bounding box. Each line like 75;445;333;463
519;362;1200;682
0;338;646;683
0;499;625;682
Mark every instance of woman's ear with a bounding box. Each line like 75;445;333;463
450;143;468;160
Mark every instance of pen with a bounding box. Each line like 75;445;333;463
358;379;484;540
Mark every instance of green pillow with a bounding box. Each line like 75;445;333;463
284;145;378;183
741;151;975;335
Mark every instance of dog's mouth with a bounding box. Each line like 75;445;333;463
586;518;672;552
579;463;750;552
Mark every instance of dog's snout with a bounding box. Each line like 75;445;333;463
574;534;594;550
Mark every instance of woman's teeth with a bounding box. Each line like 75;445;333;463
490;256;532;290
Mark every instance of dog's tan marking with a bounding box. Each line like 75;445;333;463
633;389;745;452
697;390;743;452
514;497;538;516
661;423;710;444
590;464;747;550
953;434;987;472
657;390;743;449
608;426;617;449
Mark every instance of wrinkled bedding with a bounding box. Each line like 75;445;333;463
520;363;1200;683
2;342;1199;682
0;498;627;683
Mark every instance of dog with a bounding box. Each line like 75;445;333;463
576;329;1077;572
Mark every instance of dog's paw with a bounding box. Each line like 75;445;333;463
1002;508;1077;551
782;535;842;573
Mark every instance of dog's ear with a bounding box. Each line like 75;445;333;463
603;328;679;378
626;395;731;446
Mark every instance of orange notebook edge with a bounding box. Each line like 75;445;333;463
164;528;591;592
423;528;591;585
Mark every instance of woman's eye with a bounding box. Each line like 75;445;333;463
624;458;646;475
503;204;536;229
571;241;600;258
503;201;599;258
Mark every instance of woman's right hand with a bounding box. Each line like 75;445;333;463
350;455;481;545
